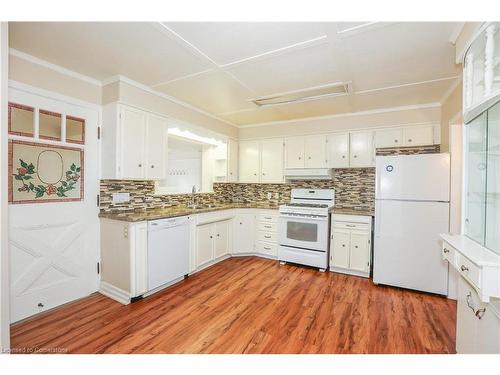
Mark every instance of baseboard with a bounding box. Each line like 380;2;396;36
329;267;370;279
99;281;131;305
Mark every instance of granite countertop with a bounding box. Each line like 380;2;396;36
332;208;374;216
98;202;280;222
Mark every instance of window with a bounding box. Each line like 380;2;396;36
8;102;34;137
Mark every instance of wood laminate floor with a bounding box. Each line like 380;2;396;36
10;257;457;354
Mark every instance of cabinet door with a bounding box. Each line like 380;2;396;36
196;224;214;267
233;214;255;253
375;128;404;149
261;138;284;182
350;131;374;167
305;135;327;168
285;137;305;168
239;140;260;182
327;133;349;168
214;220;230;259
456;276;479;353
349;232;370;273
120;106;146;178
331;229;350;269
145;114;167;179
404;125;434;146
227;139;238;182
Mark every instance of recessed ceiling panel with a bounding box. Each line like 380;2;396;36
218;107;291;126
155;70;256;114
9;22;212;84
228;41;348;97
165;22;327;65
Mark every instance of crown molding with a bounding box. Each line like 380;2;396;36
9;48;103;87
439;75;463;104
238;102;442;128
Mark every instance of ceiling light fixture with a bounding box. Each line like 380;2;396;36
251;82;351;107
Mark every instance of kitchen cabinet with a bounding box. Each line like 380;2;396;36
255;210;279;258
327;133;349;168
285;135;327;169
330;214;372;278
260;138;284;183
375;125;436;149
195;219;231;268
227;138;238;182
349;131;374;167
239;140;260;182
374;128;404;148
99;219;148;304
232;211;255;254
102;103;168;179
239;139;283;183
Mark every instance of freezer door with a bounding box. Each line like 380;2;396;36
373;200;449;295
375;154;450;201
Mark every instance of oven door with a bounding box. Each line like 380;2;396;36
278;214;329;252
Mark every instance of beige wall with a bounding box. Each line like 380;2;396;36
9;55;102;104
440;82;463;152
238;105;441;140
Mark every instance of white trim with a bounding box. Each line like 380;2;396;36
9;48;103;87
150;69;214;88
449;23;466;44
355;76;459;95
238;103;442;128
99;281;130;305
440;76;463;104
102;75;239;128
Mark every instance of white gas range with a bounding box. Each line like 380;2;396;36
278;189;335;272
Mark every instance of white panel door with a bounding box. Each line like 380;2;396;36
227;139;238;182
327;133;349;168
260;138;284;183
120;106;146;179
375;153;450;201
404;125;434;146
285;136;305;168
350;131;374;167
373;200;449;295
8;87;100;323
349;232;370;273
233;213;255;253
239;140;260;182
145;114;167;179
214;220;230;259
375;128;404;149
331;229;350;269
196;224;214;267
304;135;327;168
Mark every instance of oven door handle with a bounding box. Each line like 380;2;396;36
279;215;328;222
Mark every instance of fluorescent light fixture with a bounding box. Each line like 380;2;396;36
251;82;351;107
167;128;222;146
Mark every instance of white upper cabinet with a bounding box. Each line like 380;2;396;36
375;125;437;149
304;135;327;168
327;133;349;168
239;140;260;183
102;103;168;180
227;138;238;182
260;138;284;183
349;131;374;167
374;128;403;148
404;125;434;146
285;136;305;168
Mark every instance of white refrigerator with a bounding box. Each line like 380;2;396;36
373;153;450;295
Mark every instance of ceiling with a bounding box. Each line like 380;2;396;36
9;22;462;127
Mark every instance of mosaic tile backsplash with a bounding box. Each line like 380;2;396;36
100;145;439;213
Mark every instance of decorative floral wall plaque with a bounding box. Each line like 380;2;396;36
9;140;84;204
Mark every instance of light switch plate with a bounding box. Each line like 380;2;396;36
112;192;130;203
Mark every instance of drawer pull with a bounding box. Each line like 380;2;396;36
264;225;272;228
264;217;273;220
264;235;271;239
264;247;271;250
461;265;469;272
345;224;356;227
443;248;450;254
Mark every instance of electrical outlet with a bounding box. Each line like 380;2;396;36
267;192;273;199
112;192;130;203
274;192;280;199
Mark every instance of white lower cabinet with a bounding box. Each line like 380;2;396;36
195;219;232;269
232;210;256;254
329;214;372;278
255;210;279;258
456;276;500;353
100;219;148;304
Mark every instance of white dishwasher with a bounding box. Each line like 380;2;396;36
147;216;190;293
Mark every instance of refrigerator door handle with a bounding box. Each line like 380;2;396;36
374;204;381;238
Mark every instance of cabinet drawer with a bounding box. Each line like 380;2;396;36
257;231;277;243
257;221;277;232
256;241;278;256
457;253;481;289
258;213;278;223
442;243;455;263
333;221;370;231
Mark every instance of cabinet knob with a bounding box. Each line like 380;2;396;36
254;173;257;176
210;235;213;239
342;244;346;247
230;172;233;175
151;165;154;168
394;139;398;143
408;139;412;142
308;156;311;160
217;234;220;237
355;245;358;248
353;155;358;158
138;163;142;167
443;248;450;254
342;155;345;159
298;157;301;160
461;265;469;272
262;173;266;176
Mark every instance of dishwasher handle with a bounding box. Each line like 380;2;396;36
148;216;190;230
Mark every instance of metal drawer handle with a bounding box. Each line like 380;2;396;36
264;247;271;250
264;217;272;220
264;235;271;239
443;248;450;254
345;224;356;227
264;225;272;228
461;265;469;272
466;292;486;319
